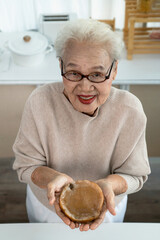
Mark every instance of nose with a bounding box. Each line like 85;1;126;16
78;77;95;91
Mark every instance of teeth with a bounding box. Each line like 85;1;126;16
79;96;95;100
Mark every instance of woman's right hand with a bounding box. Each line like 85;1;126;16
47;174;79;228
47;174;74;205
31;166;76;227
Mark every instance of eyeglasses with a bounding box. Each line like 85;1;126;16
61;59;115;83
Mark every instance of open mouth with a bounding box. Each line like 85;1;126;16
78;95;96;104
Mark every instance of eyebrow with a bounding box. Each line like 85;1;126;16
66;63;78;68
91;65;106;71
66;62;106;71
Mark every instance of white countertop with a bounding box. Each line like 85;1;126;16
0;223;160;240
0;32;160;85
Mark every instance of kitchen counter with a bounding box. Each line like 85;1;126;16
0;32;160;90
0;223;160;240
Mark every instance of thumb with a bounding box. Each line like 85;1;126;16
47;185;56;205
48;196;55;205
105;194;116;216
107;202;116;216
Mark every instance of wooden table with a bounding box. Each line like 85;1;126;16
0;223;160;240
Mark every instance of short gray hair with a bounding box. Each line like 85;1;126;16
54;19;124;60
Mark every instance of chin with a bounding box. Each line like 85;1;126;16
72;98;97;115
80;107;97;116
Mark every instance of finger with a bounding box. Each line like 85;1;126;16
90;210;106;230
79;223;90;232
75;222;79;228
54;203;71;225
47;187;56;205
47;176;73;204
48;197;55;206
50;193;60;205
69;221;76;229
105;196;116;216
54;200;71;225
104;192;116;216
107;204;116;215
54;175;74;192
48;194;56;205
101;200;107;213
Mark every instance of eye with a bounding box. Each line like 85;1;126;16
91;72;103;78
64;71;81;80
66;71;79;76
71;72;78;76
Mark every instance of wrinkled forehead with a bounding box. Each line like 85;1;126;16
62;39;111;67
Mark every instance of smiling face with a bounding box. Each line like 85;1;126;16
61;40;118;116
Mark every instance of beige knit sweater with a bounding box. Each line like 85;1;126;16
13;82;151;212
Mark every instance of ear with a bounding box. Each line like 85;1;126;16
112;60;118;81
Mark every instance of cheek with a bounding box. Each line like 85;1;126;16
63;78;73;93
63;78;77;98
97;84;111;103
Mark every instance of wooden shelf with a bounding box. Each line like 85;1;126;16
124;0;160;59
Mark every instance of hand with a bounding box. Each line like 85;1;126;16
54;193;80;229
47;174;79;228
78;178;117;232
47;174;74;206
77;179;116;231
54;194;106;231
51;177;116;231
96;179;116;216
80;175;127;231
78;200;108;231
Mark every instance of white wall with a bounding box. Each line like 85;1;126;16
91;0;125;29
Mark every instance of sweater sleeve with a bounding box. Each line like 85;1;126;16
110;106;151;196
12;93;47;185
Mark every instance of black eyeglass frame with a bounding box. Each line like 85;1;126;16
60;59;116;83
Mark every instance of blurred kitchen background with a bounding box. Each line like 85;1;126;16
0;0;160;223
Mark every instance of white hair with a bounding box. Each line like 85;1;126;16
54;19;124;60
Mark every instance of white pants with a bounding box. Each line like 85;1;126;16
26;184;127;223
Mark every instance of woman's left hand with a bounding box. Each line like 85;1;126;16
82;174;127;231
96;179;116;216
78;179;116;231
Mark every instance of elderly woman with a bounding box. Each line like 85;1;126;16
13;19;150;231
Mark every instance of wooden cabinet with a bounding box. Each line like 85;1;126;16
124;0;160;59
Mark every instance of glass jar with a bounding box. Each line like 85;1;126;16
137;0;153;12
